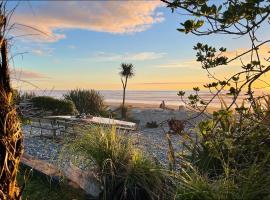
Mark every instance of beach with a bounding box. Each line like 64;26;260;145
22;102;207;167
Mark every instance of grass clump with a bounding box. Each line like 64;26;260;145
172;107;270;200
18;166;85;200
12;89;36;105
146;121;158;128
31;96;77;115
61;126;171;200
64;89;108;116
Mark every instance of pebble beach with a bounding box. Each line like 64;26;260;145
22;104;206;167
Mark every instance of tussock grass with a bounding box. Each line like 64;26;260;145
64;89;108;116
61;126;173;200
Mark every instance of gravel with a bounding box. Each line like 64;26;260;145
22;108;205;167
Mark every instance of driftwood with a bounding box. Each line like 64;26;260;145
21;154;101;197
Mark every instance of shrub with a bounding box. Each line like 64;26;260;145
12;89;36;105
64;89;108;116
31;96;77;115
146;121;158;128
175;156;270;200
193;109;270;174
173;108;270;199
61;126;172;200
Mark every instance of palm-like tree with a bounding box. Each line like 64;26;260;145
119;63;134;118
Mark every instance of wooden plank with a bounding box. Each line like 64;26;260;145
21;154;101;197
21;154;61;178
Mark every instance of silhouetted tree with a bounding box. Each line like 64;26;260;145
119;63;134;118
162;0;270;121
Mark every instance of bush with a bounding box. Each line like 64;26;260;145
146;121;158;128
64;89;108;116
173;107;270;199
31;96;77;115
61;126;172;200
12;89;36;105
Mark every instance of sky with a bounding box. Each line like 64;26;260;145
8;1;270;91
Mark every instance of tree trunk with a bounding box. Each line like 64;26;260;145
121;76;128;119
0;13;23;200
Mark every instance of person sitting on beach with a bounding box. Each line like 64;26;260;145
160;100;165;109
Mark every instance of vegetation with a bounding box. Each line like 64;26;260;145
31;96;77;115
12;89;36;105
161;0;270;199
64;89;108;116
119;63;134;119
146;121;158;128
61;126;171;200
172;106;270;199
0;5;23;199
18;166;85;200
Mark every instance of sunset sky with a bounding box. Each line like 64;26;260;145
9;1;270;91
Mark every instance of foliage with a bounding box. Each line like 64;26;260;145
117;104;129;119
175;159;270;200
167;118;185;134
61;126;171;200
162;1;270;199
31;96;77;115
64;89;108;116
0;5;23;199
12;89;36;105
119;63;135;119
18;166;85;200
173;111;270;199
146;121;158;128
165;0;270;36
119;63;135;78
163;0;270;112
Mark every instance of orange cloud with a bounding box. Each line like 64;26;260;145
221;44;270;65
11;69;48;80
155;60;201;69
12;1;164;42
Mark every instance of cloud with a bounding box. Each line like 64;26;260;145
155;60;201;69
32;49;45;56
67;45;77;49
140;81;205;85
12;1;164;42
31;47;53;56
221;44;270;65
94;51;166;61
11;69;48;80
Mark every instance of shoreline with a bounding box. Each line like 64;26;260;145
105;101;219;113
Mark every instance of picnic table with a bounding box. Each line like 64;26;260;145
45;115;137;131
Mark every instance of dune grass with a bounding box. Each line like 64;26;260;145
18;166;86;200
61;126;172;200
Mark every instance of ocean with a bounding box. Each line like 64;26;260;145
24;90;249;108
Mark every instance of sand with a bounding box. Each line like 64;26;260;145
22;102;210;167
106;101;219;113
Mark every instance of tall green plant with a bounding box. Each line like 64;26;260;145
12;90;36;105
64;89;107;116
31;96;77;115
161;1;270;199
119;63;134;119
61;126;171;200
